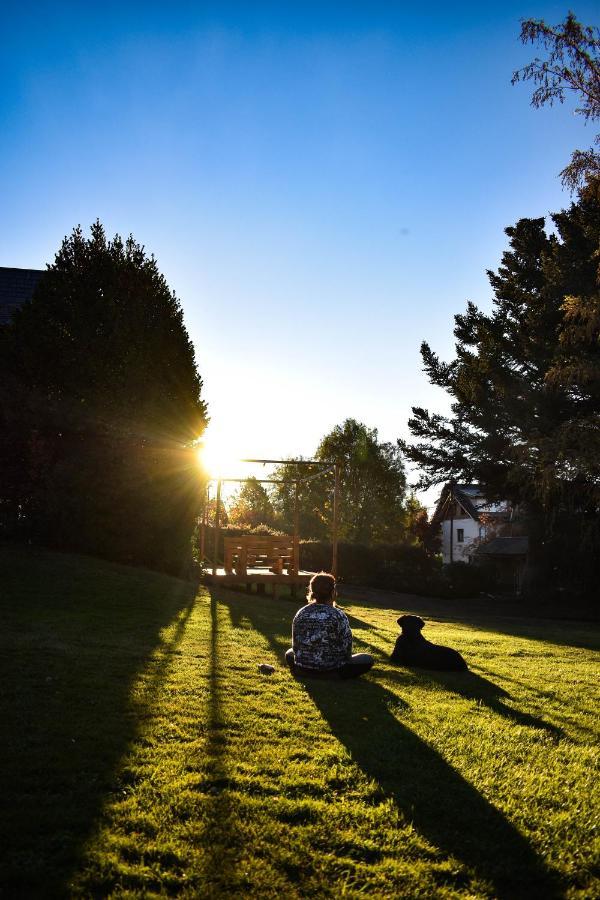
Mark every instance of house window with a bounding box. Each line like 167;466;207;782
457;528;464;543
479;526;486;539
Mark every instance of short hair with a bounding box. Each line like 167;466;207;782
308;571;336;603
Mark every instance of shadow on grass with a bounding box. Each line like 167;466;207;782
196;591;238;891
403;669;563;738
217;588;562;900
338;585;600;651
0;546;197;898
304;677;561;899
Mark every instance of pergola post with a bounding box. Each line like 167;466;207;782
212;478;222;577
200;482;209;564
331;463;340;577
293;480;300;576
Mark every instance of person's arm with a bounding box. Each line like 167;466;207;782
291;611;301;654
339;611;353;660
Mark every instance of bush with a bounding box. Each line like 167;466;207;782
437;561;497;598
300;541;440;588
373;547;442;595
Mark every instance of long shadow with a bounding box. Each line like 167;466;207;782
385;667;563;737
197;591;237;891
0;546;197;898
305;678;561;899
223;590;562;900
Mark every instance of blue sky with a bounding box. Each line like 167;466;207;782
2;1;597;506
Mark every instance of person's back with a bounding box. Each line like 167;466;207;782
285;572;374;679
292;602;352;669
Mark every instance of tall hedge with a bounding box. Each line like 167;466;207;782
0;222;208;573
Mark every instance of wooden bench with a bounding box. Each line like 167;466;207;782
224;535;299;577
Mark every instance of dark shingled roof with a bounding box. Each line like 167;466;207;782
0;266;45;325
477;537;529;557
430;482;486;527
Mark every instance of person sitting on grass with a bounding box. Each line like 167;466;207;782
285;572;374;679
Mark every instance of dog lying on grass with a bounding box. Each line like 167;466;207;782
391;614;468;672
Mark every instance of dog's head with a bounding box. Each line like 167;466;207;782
397;614;425;636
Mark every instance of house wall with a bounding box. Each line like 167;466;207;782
441;516;482;564
436;488;513;565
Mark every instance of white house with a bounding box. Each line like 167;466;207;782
431;483;530;593
431;483;511;564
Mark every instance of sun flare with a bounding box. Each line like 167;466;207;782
196;427;244;479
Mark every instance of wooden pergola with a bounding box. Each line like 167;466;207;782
201;458;341;594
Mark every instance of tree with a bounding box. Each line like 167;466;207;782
404;493;432;548
272;419;408;544
227;477;275;529
319;420;407;544
402;191;600;595
270;458;332;541
0;221;208;572
512;12;600;190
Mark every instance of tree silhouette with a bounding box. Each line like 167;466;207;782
402;191;600;597
1;222;208;572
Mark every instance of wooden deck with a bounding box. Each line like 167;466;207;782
203;567;313;587
204;567;312;597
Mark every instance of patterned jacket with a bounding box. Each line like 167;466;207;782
292;603;352;669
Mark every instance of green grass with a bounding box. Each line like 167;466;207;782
1;545;598;898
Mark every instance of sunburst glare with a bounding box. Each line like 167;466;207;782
196;425;244;479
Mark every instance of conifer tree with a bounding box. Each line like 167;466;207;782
402;190;600;595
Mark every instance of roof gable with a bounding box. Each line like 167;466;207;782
431;483;482;527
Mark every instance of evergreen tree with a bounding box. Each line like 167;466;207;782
402;190;600;596
0;222;208;571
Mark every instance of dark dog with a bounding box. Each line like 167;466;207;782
391;615;468;671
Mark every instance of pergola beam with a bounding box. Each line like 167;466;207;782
202;458;341;581
240;458;331;467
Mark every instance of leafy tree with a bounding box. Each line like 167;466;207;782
402;190;600;596
0;221;208;572
227;477;275;529
273;419;407;544
318;420;407;544
270;458;331;540
404;493;433;548
512;12;600;190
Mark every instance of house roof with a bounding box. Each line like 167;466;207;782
477;536;529;557
431;482;486;527
0;267;45;326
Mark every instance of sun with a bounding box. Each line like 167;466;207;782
196;426;243;479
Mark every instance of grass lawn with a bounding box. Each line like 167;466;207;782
1;545;598;898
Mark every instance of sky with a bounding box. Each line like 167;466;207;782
2;1;598;509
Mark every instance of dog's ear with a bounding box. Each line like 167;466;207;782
397;615;408;626
415;616;425;630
